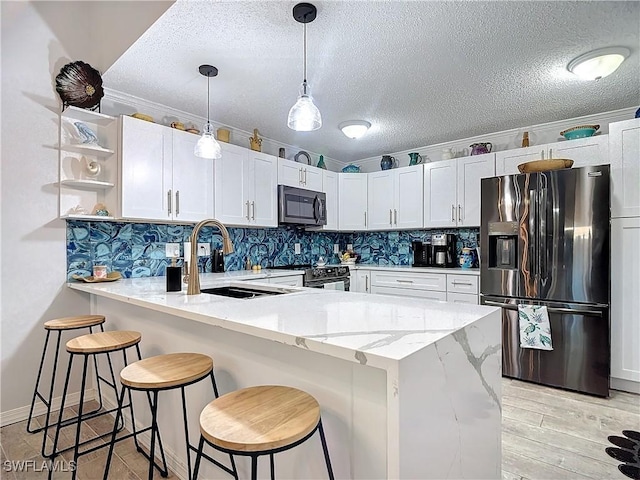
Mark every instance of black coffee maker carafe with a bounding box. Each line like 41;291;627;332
212;249;225;273
432;234;457;267
412;241;434;267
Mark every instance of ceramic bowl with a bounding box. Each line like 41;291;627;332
560;124;599;140
341;164;361;173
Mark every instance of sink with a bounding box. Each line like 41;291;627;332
201;285;291;299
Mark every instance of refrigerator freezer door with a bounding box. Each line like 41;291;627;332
537;166;610;304
482;296;610;397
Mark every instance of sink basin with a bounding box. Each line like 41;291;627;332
201;285;291;299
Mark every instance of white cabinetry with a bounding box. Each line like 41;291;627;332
446;274;479;304
353;269;371;293
338;173;368;230
214;143;278;227
368;165;423;230
495;136;609;176
424;153;495;228
120;115;213;222
278;158;323;191
58;107;118;220
322;170;338;230
611;217;640;390
610;118;640;218
268;275;303;287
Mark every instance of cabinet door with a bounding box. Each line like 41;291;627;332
610;119;640;218
611;217;640;383
457;153;495;227
371;285;447;301
121;116;171;220
250;152;278;227
367;171;395;230
495;147;543;176
302;165;323;191
423;160;457;228
446;292;479;305
338;173;368;230
354;270;370;293
171;129;214;222
215;143;249;225
278;158;303;188
395;165;424;229
550;135;609;168
322;170;339;230
269;275;303;287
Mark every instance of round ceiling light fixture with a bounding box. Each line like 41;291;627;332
567;47;630;80
339;120;371;139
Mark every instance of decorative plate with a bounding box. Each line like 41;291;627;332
560;124;599;140
518;159;574;173
341;164;361;173
55;61;104;110
131;113;154;122
72;271;122;283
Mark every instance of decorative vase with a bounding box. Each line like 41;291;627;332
459;247;475;269
249;128;262;152
380;155;398;170
317;154;326;169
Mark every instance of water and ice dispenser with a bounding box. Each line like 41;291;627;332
487;221;518;270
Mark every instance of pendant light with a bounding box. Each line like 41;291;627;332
287;3;322;132
194;64;222;159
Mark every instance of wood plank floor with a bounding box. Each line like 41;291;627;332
1;378;638;479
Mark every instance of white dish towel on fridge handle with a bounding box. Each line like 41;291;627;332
518;304;553;350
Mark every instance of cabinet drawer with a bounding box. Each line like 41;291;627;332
446;292;479;305
446;274;479;294
370;271;446;291
269;275;303;287
371;285;447;301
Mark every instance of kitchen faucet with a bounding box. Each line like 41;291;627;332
187;219;234;295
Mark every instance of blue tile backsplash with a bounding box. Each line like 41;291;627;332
66;220;479;279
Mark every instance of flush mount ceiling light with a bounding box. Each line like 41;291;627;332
567;47;631;80
339;120;371;139
194;64;222;159
287;3;322;132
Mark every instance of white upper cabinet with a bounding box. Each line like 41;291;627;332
338;173;368;230
424;153;495;228
215;143;277;227
278;158;323;191
610;118;640;218
368;165;423;230
120;116;213;222
322;170;339;230
495;136;609;176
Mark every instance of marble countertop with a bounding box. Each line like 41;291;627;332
68;271;496;369
348;265;480;275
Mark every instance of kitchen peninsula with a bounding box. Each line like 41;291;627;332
69;272;501;479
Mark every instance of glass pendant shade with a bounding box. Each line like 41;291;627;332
194;122;222;159
288;81;322;131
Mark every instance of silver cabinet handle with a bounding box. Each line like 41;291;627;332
458;205;462;222
394;209;397;225
246;200;250;220
389;209;393;225
251;201;255;220
364;211;367;227
451;205;455;222
299;168;303;184
452;281;472;286
365;275;369;292
396;279;414;283
167;189;172;216
303;168;307;185
175;190;180;216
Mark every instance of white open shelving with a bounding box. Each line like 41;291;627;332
59;179;115;190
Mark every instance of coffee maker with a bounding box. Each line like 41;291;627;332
412;241;434;267
212;249;225;273
432;234;457;267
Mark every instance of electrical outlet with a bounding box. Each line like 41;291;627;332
165;243;180;258
294;243;301;255
347;244;353;251
198;243;211;256
184;242;191;261
333;244;340;254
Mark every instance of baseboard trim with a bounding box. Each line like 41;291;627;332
611;377;640;395
0;389;97;427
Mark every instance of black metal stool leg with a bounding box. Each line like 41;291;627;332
317;419;334;480
103;383;127;480
148;391;159;480
209;370;237;478
193;435;205;480
90;325;105;413
181;386;194;480
27;330;54;434
70;355;89;480
47;351;75;458
251;455;258;480
270;453;275;480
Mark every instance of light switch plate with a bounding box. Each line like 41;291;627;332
294;243;301;255
347;244;353;251
198;243;211;256
165;243;180;257
184;242;191;261
333;244;340;254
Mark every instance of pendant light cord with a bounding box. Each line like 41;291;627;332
303;21;307;83
206;74;211;124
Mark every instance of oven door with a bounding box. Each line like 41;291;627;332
306;279;350;291
278;185;327;226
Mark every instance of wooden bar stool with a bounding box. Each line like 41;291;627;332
193;385;334;480
103;353;236;480
27;316;106;450
48;330;145;479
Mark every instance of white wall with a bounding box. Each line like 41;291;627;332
0;1;170;421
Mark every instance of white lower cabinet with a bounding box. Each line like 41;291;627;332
446;292;479;305
371;270;446;291
371;285;447;301
269;275;303;287
354;270;371;293
611;217;640;389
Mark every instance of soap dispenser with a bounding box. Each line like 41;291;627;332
166;257;182;292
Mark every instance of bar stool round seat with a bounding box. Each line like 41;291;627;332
66;330;141;354
120;352;213;390
194;385;334;480
43;315;105;330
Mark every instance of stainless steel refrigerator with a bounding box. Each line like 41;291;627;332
480;165;610;397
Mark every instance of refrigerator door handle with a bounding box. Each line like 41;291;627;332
539;185;548;279
483;300;603;317
529;189;537;278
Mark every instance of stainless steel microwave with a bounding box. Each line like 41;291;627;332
278;185;327;226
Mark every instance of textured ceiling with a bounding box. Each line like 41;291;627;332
103;0;640;162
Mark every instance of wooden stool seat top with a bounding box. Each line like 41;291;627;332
44;315;105;330
66;330;141;354
120;353;213;390
199;385;320;453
